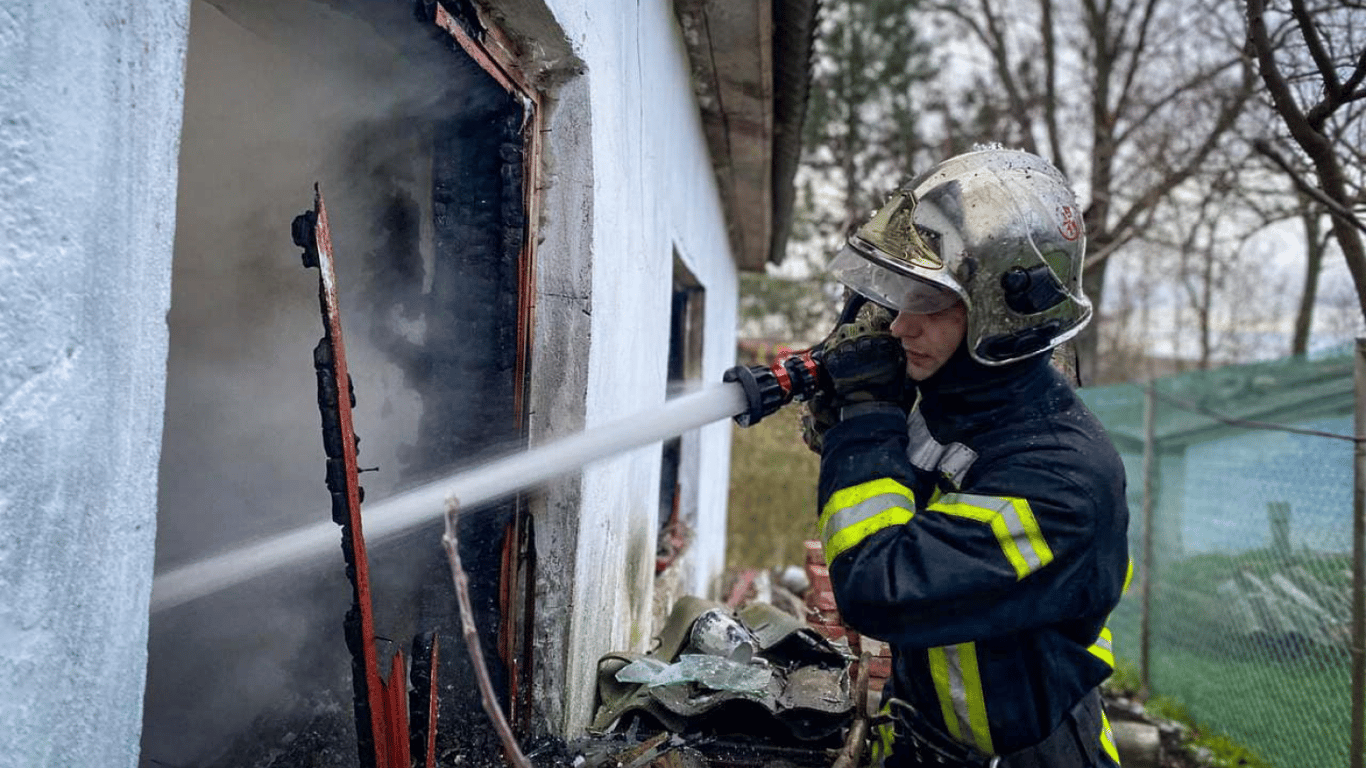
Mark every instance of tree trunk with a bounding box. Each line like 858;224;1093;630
1291;205;1326;356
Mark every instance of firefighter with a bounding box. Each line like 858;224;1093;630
806;148;1130;767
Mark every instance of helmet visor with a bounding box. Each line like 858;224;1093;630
829;244;961;314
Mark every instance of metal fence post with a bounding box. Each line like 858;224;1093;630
1352;339;1365;768
1140;381;1156;698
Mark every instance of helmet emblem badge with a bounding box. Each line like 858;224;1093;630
1057;205;1081;241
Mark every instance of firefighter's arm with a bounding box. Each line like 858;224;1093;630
817;411;1104;648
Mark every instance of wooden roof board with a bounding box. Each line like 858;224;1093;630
675;0;774;272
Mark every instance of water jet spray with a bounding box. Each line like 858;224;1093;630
151;379;749;612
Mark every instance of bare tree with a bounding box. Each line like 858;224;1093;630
1105;167;1289;375
1095;259;1158;383
922;0;1257;381
1245;0;1366;332
801;0;937;242
753;0;939;345
1290;198;1336;354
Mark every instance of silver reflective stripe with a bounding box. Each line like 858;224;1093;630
906;410;946;469
941;645;978;751
939;444;976;487
906;410;977;488
942;492;1044;573
823;492;913;545
1093;633;1112;654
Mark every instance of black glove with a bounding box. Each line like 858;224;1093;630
820;315;907;408
801;311;905;453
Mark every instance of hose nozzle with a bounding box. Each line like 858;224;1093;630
723;348;825;427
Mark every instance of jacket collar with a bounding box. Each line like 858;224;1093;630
913;344;1057;434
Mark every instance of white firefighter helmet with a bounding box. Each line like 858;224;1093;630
829;147;1092;365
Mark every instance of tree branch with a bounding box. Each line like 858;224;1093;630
1247;0;1366;321
976;0;1040;153
1107;61;1252;245
1289;0;1340;93
1252;139;1366;235
1112;55;1246;147
1083;232;1137;269
1247;0;1318;149
1039;0;1067;172
442;498;532;768
1112;0;1161;124
1344;45;1366;96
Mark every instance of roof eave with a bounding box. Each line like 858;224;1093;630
675;0;817;272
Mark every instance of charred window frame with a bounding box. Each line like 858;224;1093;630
422;1;542;740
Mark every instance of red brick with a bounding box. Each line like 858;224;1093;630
868;656;892;679
809;591;839;612
808;608;842;625
860;637;891;658
819;625;848;642
804;540;826;565
806;566;832;595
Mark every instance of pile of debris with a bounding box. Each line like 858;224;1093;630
581;595;859;767
724;540;895;706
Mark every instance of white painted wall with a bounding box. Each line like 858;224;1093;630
0;2;189;766
534;0;740;735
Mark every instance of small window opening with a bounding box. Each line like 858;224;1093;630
657;256;705;573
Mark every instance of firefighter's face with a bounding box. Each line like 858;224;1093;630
889;300;967;381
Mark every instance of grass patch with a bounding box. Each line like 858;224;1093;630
1105;660;1276;768
1195;732;1274;768
726;407;820;570
1114;644;1351;768
1101;658;1142;698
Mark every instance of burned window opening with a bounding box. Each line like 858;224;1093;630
147;0;541;764
353;20;538;762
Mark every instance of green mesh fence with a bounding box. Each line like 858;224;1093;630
1080;352;1359;768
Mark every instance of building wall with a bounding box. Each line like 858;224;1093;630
530;0;740;735
0;2;190;767
0;0;740;760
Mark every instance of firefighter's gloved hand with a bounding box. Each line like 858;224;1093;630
820;316;907;409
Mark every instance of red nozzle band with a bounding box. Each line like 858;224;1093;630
770;353;793;395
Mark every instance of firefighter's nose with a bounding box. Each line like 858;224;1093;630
890;310;923;339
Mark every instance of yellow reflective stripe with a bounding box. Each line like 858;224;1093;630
819;478;915;562
932;493;1054;580
1100;709;1121;765
927;646;964;743
927;642;995;755
1123;557;1134;594
1087;625;1115;669
872;702;895;763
